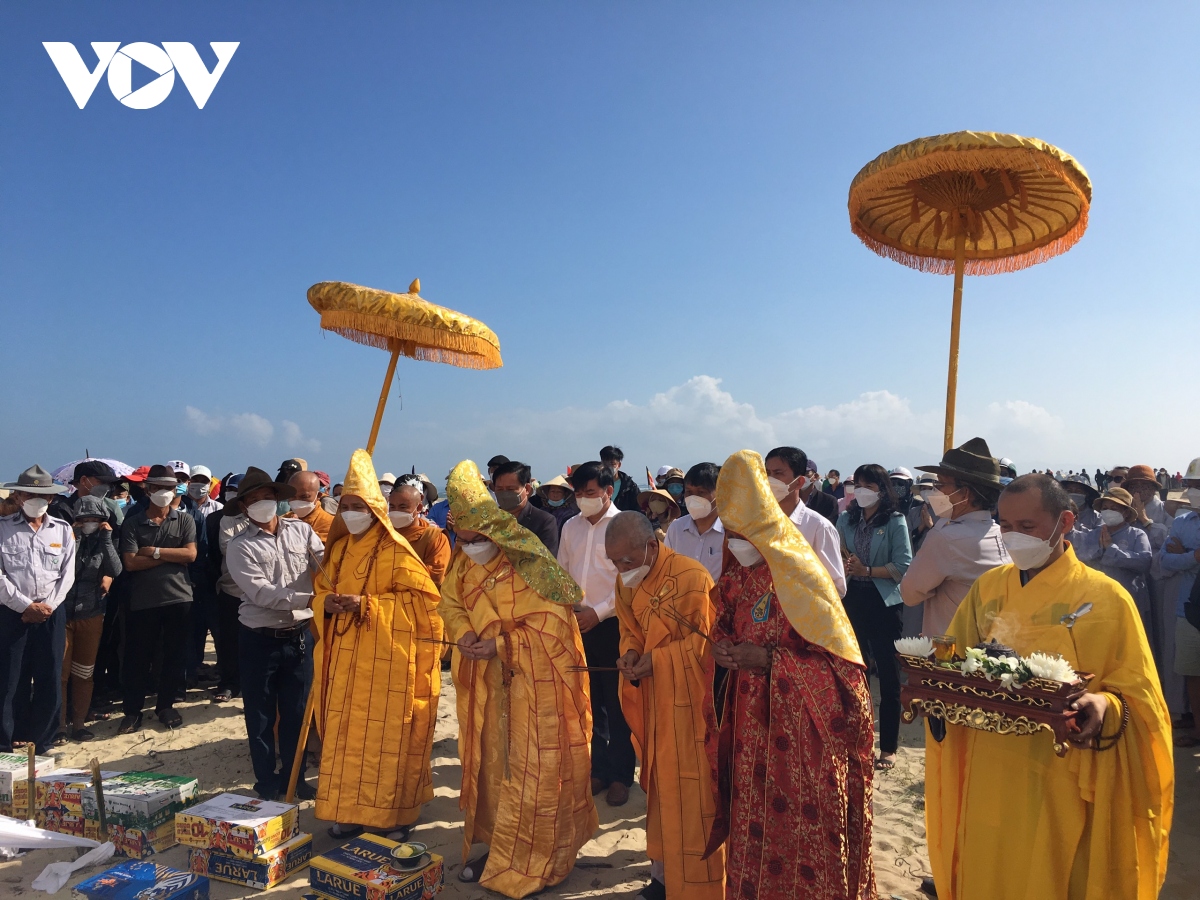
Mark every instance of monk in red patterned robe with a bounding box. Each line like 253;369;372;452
705;450;876;900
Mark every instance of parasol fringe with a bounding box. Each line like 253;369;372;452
852;204;1088;276
320;311;503;369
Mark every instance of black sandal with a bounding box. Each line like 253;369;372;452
212;688;233;703
458;852;490;883
875;754;896;771
117;714;142;735
156;708;183;729
72;728;95;742
327;823;364;840
52;730;69;747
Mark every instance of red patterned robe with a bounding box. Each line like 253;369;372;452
704;559;877;900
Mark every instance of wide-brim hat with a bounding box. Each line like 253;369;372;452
1059;478;1100;503
537;475;572;499
1094;487;1136;515
638;488;681;520
144;464;181;488
1123;464;1160;488
915;437;1002;488
3;464;63;495
238;466;296;502
1167;490;1192;507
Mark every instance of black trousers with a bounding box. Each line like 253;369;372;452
0;606;65;753
215;593;242;692
238;625;312;797
122;603;190;716
844;579;903;754
583;617;635;786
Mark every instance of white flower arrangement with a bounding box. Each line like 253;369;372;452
957;648;1077;690
893;636;935;658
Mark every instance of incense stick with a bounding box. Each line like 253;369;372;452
567;665;620;672
415;636;458;647
664;608;716;645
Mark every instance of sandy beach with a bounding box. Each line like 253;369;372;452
2;661;1196;899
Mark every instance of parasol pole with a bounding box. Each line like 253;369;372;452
943;227;966;453
365;344;402;456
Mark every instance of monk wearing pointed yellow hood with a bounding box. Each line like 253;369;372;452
312;450;444;839
705;450;876;900
440;460;596;899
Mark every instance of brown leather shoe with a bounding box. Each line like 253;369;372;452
591;776;605;796
606;782;629;806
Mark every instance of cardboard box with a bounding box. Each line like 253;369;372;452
12;768;124;815
72;860;209;900
80;772;199;829
176;792;299;859
86;818;180;858
309;834;443;900
37;806;87;836
189;832;313;890
0;751;56;815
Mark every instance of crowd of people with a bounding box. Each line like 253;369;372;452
0;437;1189;899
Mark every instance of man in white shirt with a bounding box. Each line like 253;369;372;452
0;465;77;753
557;461;633;807
764;447;847;597
664;462;725;581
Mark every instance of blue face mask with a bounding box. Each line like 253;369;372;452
548;498;565;508
175;482;188;496
666;483;683;497
116;498;129;510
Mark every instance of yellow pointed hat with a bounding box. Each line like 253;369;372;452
715;450;862;666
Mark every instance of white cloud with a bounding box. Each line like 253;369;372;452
411;375;1064;479
281;420;321;453
183;406;307;449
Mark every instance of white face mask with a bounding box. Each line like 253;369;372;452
246;499;278;524
461;540;499;565
1066;493;1087;509
187;483;209;501
1099;509;1126;528
768;477;794;501
1175;507;1193;519
684;495;713;519
79;522;100;535
1186;487;1200;509
1002;517;1064;571
727;538;764;568
149;489;175;509
619;545;652;589
922;489;954;519
577;495;607;517
388;510;415;529
22;498;49;519
224;490;237;503
853;487;879;508
843;485;855;497
340;510;374;534
289;500;316;517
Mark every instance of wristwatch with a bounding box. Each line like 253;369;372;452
153;547;161;560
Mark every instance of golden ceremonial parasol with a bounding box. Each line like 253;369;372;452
848;131;1090;451
307;278;503;453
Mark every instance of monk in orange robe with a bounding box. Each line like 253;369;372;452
439;460;596;898
286;471;334;542
608;511;725;900
311;450;443;839
388;476;452;586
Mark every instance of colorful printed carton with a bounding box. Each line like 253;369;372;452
72;860;209;900
85;818;180;858
309;833;443;900
0;751;56;815
37;805;87;836
12;768;124;816
80;772;199;829
189;832;313;890
175;792;300;859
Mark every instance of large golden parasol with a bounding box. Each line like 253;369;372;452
307;278;502;453
848;131;1090;451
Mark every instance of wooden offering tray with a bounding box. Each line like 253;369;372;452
898;654;1092;756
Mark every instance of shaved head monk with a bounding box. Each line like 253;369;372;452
608;510;725;900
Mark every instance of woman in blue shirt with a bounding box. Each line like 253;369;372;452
836;463;913;770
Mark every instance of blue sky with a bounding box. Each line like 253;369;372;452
3;2;1198;489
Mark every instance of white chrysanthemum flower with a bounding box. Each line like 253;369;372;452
1026;652;1077;683
894;636;935;658
961;655;982;675
995;656;1020;672
999;672;1016;690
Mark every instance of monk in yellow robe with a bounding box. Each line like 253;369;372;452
439;460;596;899
608;511;724;900
387;476;452;586
285;471;335;542
927;474;1173;900
312;450;444;839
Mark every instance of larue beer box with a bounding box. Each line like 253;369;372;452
176;792;300;859
0;751;56;815
85;817;181;858
37;805;87;836
189;832;313;890
309;834;443;900
12;768;124;816
73;860;209;900
80;772;199;829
